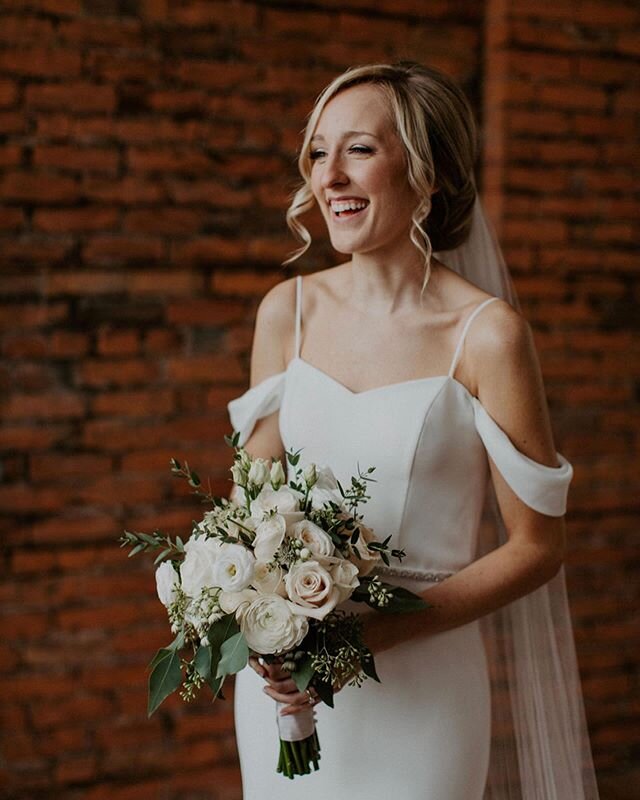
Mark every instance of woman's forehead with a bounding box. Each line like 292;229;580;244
313;84;394;139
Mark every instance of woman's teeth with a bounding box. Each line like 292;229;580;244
330;199;369;216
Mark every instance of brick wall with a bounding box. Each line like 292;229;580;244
0;1;637;798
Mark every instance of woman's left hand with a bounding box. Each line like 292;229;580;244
250;656;319;716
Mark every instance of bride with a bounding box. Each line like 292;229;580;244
227;62;599;799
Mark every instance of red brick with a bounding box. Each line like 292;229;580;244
97;328;140;356
0;46;82;78
33;145;120;174
91;389;174;417
210;270;282;297
2;392;85;421
0;171;80;203
0;424;70;451
75;359;160;387
29;514;117;544
34;207;119;233
166;354;244;384
0;206;24;228
167;298;245;325
83;235;164;266
50;331;90;358
47;271;127;295
25;83;116;113
122;207;205;235
30;453;113;482
127;146;215;175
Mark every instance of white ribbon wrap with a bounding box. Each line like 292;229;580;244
276;702;316;742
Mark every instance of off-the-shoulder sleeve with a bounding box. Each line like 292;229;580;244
471;397;573;516
227;371;286;447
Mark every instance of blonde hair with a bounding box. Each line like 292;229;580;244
284;62;478;291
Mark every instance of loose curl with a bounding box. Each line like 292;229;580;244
284;62;478;292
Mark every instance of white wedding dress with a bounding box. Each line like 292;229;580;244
227;276;584;800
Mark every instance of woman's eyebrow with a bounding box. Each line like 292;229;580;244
310;130;380;143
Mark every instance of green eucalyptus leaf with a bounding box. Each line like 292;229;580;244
148;648;182;716
313;679;334;708
194;644;212;679
360;652;380;683
291;656;315;692
216;632;249;679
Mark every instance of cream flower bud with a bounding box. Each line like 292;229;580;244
270;460;286;490
231;463;245;484
248;458;270;487
303;463;317;487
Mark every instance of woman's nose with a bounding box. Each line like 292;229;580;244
320;154;348;189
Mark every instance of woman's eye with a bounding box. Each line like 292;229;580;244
349;145;373;155
309;150;327;161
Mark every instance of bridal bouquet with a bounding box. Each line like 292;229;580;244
120;432;428;779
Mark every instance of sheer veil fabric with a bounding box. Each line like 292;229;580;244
435;198;600;799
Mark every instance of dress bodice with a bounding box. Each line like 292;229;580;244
228;276;573;580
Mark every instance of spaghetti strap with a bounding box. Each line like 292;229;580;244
294;275;302;359
448;296;499;378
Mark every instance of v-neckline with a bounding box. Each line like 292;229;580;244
289;356;468;398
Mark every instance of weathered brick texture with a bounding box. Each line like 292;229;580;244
0;1;637;798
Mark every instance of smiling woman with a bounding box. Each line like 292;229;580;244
227;62;599;800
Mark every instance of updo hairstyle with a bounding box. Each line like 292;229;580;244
284;62;478;288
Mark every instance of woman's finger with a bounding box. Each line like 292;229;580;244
264;677;297;693
263;685;315;706
248;656;266;678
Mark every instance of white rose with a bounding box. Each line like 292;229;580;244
241;594;309;655
252;514;286;562
270;460;286;490
213;543;256;592
252;561;285;595
248;457;270;487
155;561;178;607
285;561;340;620
250;485;303;520
348;522;381;576
219;588;257;618
327;558;360;603
289;519;334;561
180;535;223;598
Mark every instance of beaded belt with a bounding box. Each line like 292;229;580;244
375;564;454;583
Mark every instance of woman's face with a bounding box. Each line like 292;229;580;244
309;83;418;258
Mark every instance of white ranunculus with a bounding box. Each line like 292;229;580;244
213;542;256;592
270;460;286;490
250;484;303;519
241;594;309;654
285;561;340;620
248;457;270;487
219;588;257;618
180;535;223;598
327;558;360;603
348;523;382;576
252;561;285;595
229;482;245;506
289;519;335;561
252;514;286;562
155;561;178;607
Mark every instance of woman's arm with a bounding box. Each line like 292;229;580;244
238;278;296;462
363;300;567;655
